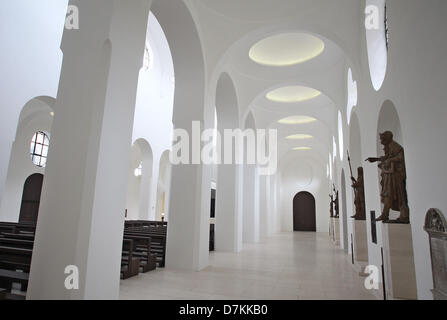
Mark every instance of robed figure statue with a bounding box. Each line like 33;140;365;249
350;167;366;220
366;131;410;223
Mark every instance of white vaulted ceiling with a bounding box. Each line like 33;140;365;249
189;0;364;173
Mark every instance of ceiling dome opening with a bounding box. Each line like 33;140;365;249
249;32;325;67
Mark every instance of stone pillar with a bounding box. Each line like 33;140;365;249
215;162;242;252
259;174;269;238
243;164;259;243
138;158;153;220
165;121;211;271
27;0;151;300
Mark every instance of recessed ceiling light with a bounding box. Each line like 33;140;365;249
286;134;313;140
266;86;321;103
278;115;317;125
249;33;325;67
50;112;54;117
292;147;312;151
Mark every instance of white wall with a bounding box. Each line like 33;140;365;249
353;0;447;299
0;100;53;222
279;156;329;233
0;0;67;207
129;12;175;221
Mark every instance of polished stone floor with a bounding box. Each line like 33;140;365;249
119;232;377;300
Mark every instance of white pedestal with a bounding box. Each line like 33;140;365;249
381;223;418;300
353;220;369;262
331;218;340;246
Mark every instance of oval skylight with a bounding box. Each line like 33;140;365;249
266;86;321;103
249;33;325;67
286;134;313;140
292;147;312;151
278;116;317;125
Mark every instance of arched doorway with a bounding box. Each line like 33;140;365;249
19;173;44;224
293;192;316;232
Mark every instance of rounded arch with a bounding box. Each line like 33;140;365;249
215;72;240;130
346;68;358;124
243;110;256;130
133;138;154;177
365;0;388;91
349;111;363;171
16;96;55;136
19;173;44;224
377;99;403;156
150;0;206;125
293;191;316;232
156;149;171;221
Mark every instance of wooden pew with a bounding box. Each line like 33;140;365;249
124;230;167;267
123;235;156;273
0;245;32;293
121;239;140;280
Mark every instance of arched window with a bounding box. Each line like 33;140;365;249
134;162;143;177
30;131;50;168
384;3;389;50
143;42;154;71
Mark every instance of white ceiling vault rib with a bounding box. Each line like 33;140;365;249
192;0;363;166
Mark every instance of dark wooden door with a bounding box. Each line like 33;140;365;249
293;191;316;232
19;173;44;224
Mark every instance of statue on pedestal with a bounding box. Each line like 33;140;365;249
366;131;410;223
333;185;340;218
350;167;366;220
329;193;334;218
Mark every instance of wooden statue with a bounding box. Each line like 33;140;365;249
366;131;410;223
329;194;334;218
350;167;366;220
333;185;340;218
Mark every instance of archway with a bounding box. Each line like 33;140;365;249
125;138;153;220
19;173;44;224
376;100;405;221
156;150;171;221
242;112;260;243
214;72;241;252
293;191;316;232
150;0;210;271
0;96;54;223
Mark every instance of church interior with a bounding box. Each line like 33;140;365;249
0;0;446;301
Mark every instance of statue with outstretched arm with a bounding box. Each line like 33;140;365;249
366;131;410;223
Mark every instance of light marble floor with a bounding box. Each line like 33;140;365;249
119;232;377;300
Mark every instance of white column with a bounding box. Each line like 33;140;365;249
27;0;150;300
243;164;260;243
138;158;153;220
215;162;241;252
0;139;13;211
259;173;269;238
165;122;210;271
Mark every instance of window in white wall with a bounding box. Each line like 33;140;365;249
329;154;333;180
30;131;50;168
332;137;337;162
134;162;143;177
346;68;358;123
143;42;154;71
338;111;344;161
365;0;388;91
